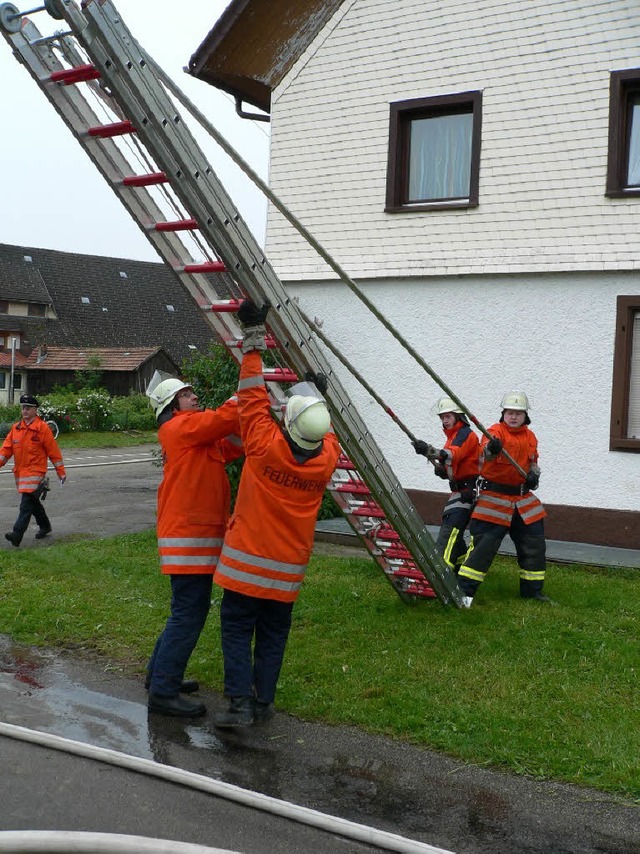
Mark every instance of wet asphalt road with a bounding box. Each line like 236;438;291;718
1;446;639;852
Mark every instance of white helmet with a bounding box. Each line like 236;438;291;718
433;396;463;416
501;391;530;412
284;395;331;450
146;371;191;418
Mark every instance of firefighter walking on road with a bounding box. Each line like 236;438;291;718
145;372;243;718
213;300;341;729
1;394;66;547
413;397;479;569
457;391;550;605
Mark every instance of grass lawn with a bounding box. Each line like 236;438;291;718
0;531;637;803
56;430;158;449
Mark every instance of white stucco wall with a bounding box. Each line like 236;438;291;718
286;270;640;514
266;0;640;280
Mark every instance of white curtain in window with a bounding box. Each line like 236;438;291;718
626;313;640;438
627;97;640;186
409;113;472;201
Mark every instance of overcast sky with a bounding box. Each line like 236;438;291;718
0;0;270;262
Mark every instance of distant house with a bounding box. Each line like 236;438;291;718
0;242;226;403
23;346;179;397
190;0;640;550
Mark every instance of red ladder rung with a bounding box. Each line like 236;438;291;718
155;218;198;232
122;172;168;187
87;120;136;138
383;546;412;560
264;368;298;383
229;337;277;350
183;261;227;274
50;64;101;85
375;526;400;541
336;456;356;470
351;504;386;518
335;481;371;495
210;299;242;312
393;568;425;580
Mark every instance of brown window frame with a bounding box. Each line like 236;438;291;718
386;91;482;213
606;69;640;198
610;295;640;451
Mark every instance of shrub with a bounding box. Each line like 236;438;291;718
110;392;156;432
75;389;113;431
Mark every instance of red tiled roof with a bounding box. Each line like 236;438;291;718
0;351;28;368
22;346;162;371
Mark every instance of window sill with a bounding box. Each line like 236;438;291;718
385;200;477;213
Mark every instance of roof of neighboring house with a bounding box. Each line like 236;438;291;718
0;351;28;369
188;0;346;113
0;243;224;366
22;346;168;372
0;259;52;304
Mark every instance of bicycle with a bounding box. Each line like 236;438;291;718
45;418;59;439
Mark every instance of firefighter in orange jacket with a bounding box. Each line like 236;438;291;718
457;391;550;605
213;300;341;728
145;371;243;718
2;394;66;547
413;397;479;569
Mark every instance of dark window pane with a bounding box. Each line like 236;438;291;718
0;301;8;314
27;303;46;317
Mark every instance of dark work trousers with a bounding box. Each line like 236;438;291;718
147;574;213;697
435;504;472;569
12;488;50;543
220;588;294;704
458;512;546;598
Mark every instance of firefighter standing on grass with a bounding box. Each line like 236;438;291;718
413;397;479;570
145;372;243;718
1;394;66;547
457;391;550;605
213;299;341;729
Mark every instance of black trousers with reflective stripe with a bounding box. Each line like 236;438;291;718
435;505;472;568
458;513;546;598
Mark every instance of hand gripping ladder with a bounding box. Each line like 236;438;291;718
0;0;466;606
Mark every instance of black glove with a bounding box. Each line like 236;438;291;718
413;439;436;458
436;448;448;462
486;437;502;455
434;462;448;479
305;371;328;395
525;470;539;491
460;488;476;504
237;298;270;326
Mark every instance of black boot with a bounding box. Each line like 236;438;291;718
148;693;206;717
253;700;275;725
145;675;200;694
213;697;255;728
35;526;52;540
5;532;21;547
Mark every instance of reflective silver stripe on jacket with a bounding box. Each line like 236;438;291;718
216;560;303;593
221;543;307;574
53;460;64;469
238;375;265;391
18;476;43;487
158;537;223;549
0;454;8;464
225;433;243;447
160;554;219;566
444;492;473;514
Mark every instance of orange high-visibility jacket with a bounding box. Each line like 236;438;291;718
157;398;242;575
214;350;341;603
440;421;479;483
0;416;66;492
472;421;546;527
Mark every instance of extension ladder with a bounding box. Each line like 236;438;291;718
0;0;465;606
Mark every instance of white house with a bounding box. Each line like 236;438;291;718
192;0;640;550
